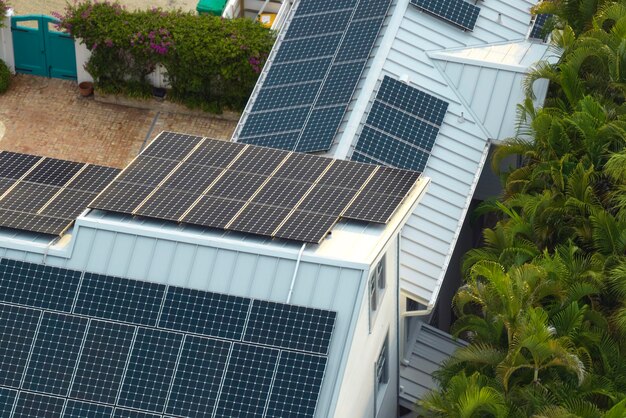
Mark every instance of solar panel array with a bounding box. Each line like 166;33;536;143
352;76;449;172
529;14;550;40
0;258;336;417
90;132;421;243
410;0;480;31
235;0;393;153
0;152;120;235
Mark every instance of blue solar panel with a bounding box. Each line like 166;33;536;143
117;328;183;413
0;258;81;312
239;106;310;138
244;300;336;355
263;58;332;87
70;320;136;404
22;312;88;395
64;400;114;418
316;62;364;106
529;14;550;39
13;392;65;418
214;343;279;417
165;336;230;417
410;0;480;31
377;76;448;126
159;286;250;340
74;273;165;326
295;105;346;153
354;126;431;171
335;18;385;62
294;0;356;16
238;0;392;152
274;33;343;63
367;102;440;150
266;351;327;418
0;388;17;417
285;9;352;40
0;259;337;418
252;81;321;111
0;304;40;387
352;76;448;171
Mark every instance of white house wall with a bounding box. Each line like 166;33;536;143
0;224;366;418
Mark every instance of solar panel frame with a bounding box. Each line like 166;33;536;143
334;17;385;62
367;101;440;150
297;185;356;216
251;177;313;207
0;178;14;196
529;14;550;39
410;0;481;31
354;126;431;171
293;0;356;16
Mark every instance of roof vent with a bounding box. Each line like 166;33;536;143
399;74;411;84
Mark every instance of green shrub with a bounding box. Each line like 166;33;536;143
0;59;11;94
0;1;9;29
54;1;275;113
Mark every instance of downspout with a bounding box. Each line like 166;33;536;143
286;243;306;303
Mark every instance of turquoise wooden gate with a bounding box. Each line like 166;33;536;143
11;15;77;80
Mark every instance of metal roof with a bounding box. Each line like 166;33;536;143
399;322;466;408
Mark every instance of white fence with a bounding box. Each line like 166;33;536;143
0;14;15;72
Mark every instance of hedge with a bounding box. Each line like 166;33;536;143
54;1;275;113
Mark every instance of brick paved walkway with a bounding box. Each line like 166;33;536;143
0;75;238;168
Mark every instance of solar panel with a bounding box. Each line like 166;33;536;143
116;156;178;186
266;351;327;418
22;312;88;395
64;400;114;418
142;131;204;161
184;140;244;168
274;210;338;243
159;287;250;340
23;157;84;186
352;76;448;171
0;304;40;387
244;300;337;354
529;14;550;39
13;392;65;418
359;166;421;196
0;178;14;196
90;181;154;214
158;164;222;194
343;192;405;222
70;320;136;404
215;343;279;416
0;258;338;417
165;336;230;417
66;165;120;192
0;151;42;179
0;388;17;416
298;185;356;215
251;177;312;207
0;182;60;212
229;203;293;235
0;258;81;312
285;9;352;40
263;58;332;87
410;0;480;31
236;0;392;153
117;328;183;412
74;273;166;326
135;188;202;221
273;153;333;181
206;170;267;200
0;209;71;235
39;189;96;219
181;195;247;228
318;159;376;189
113;408;160;418
229;146;290;175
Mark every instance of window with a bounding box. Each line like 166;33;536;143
369;255;386;313
375;333;390;414
370;273;378;311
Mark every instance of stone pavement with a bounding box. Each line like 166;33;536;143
0;75;238;168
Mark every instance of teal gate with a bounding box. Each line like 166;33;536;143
11;15;77;80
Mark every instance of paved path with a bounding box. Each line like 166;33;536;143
0;75;237;168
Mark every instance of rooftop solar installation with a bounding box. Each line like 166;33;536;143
352;76;449;172
0;151;120;235
410;0;480;31
90;132;422;243
529;14;551;40
235;0;393;153
0;258;337;417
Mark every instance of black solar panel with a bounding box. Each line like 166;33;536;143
298;185;356;215
360;166;421;196
39;189;96;219
244;300;336;354
0;151;42;179
0;178;13;196
353;0;392;19
206;170;267;200
135;188;202;221
239;106;311;140
113;409;160;418
285;9;352;40
263;58;332;87
181;195;247;228
229;203;293;235
352;76;448;171
319;160;376;189
335;17;385;62
235;131;300;150
0;258;338;418
74;273;165;326
344;191;405;222
0;182;59;212
23;157;83;186
273;153;332;181
252;177;312;207
184;140;244;168
295;0;356;16
142;131;204;161
116;156;178;186
529;14;550;39
160;164;222;193
274;210;338;243
410;0;480;31
316;62;364;106
90;181;155;214
295;105;347;153
229;146;290;175
274;33;343;63
0;209;71;235
252;81;321;111
66;165;120;192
